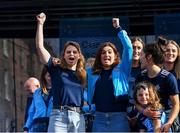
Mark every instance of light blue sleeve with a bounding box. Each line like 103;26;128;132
24;97;35;130
117;30;133;78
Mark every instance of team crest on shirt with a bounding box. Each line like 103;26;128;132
161;69;170;76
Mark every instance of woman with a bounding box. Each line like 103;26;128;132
24;66;53;132
135;41;179;132
134;81;166;132
36;12;86;132
164;40;180;90
87;18;133;132
127;37;144;131
163;40;180;131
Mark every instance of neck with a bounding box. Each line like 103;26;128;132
132;60;140;68
68;64;77;71
164;62;174;71
147;64;161;78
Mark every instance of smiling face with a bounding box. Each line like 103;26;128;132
137;87;149;106
64;45;80;69
165;43;178;64
132;40;143;61
100;46;116;70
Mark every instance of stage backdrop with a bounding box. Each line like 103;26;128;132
59;17;129;58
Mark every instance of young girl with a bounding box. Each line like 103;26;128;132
134;81;166;132
36;12;86;132
87;18;133;132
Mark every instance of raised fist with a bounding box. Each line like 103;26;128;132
112;18;120;28
36;12;46;25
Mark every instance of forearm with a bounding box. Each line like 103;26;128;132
153;119;161;132
167;95;179;124
36;23;50;64
167;104;179;124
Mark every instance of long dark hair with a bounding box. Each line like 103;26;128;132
92;42;120;74
40;66;49;94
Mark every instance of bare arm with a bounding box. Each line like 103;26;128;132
153;118;161;132
136;104;160;119
36;12;51;64
162;94;179;132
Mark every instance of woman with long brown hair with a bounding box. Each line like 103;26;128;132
87;18;133;132
36;12;86;132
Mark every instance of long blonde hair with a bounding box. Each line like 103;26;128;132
166;40;180;79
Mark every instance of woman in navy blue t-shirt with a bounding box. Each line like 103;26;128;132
35;12;86;132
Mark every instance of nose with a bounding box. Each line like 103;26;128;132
142;94;146;100
105;51;109;56
70;51;74;55
169;50;173;54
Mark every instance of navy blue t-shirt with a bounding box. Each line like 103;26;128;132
46;58;84;107
170;69;180;92
128;66;142;102
93;69;127;112
136;69;179;110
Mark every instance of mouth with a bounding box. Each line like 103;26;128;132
69;57;75;61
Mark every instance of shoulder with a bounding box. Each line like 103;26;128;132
160;69;176;81
34;88;41;94
160;69;170;77
86;67;92;73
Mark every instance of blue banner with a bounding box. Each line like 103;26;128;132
59;17;129;58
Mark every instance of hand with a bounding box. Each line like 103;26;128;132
36;12;46;25
143;107;161;119
161;122;172;133
52;57;61;66
112;18;120;28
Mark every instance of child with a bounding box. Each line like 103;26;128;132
133;81;166;132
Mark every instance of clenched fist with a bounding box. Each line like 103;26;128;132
36;12;46;25
112;18;120;28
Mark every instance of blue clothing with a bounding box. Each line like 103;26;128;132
48;109;85;132
24;96;33;123
127;66;142;120
92;112;130;132
128;66;142;104
170;69;180;92
46;58;85;132
137;110;167;132
87;30;133;106
136;69;179;110
93;69;127;112
87;30;133;132
24;88;53;132
47;58;84;107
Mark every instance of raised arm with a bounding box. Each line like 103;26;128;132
36;12;50;64
112;18;133;76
